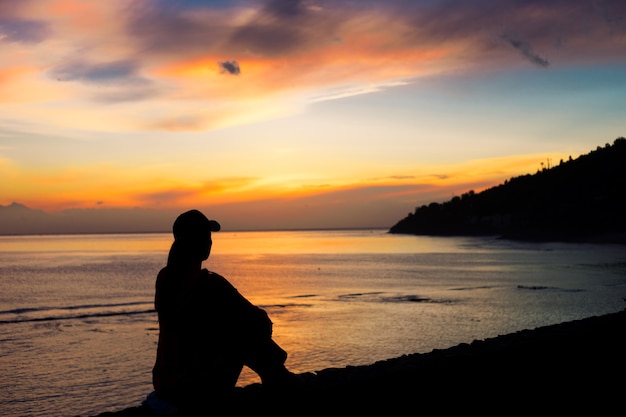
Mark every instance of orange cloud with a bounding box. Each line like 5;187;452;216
0;67;48;102
0;67;32;83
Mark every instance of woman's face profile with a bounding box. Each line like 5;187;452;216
202;234;213;261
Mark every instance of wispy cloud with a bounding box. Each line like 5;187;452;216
0;17;50;43
50;60;145;84
500;33;549;67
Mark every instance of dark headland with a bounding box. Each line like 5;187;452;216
87;308;626;416
389;137;626;244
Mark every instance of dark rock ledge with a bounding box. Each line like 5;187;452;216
88;309;626;415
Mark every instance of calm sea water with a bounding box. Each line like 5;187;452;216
1;230;625;417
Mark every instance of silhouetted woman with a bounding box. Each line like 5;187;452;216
148;209;294;413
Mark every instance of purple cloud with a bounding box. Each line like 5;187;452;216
500;33;549;67
49;59;159;103
132;0;625;64
51;60;145;84
219;60;241;75
0;18;49;43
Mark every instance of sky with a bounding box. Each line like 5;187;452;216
1;0;625;232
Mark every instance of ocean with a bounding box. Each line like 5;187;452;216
1;229;625;417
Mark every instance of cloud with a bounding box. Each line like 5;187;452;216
500;33;549;67
48;59;159;103
219;60;241;75
89;87;161;104
146;114;211;132
2;0;626;133
126;3;237;57
136;188;200;207
50;60;146;84
0;17;49;43
263;0;310;18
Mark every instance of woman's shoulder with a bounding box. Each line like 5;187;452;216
202;269;235;289
203;269;226;279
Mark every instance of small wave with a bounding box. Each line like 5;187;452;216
381;295;432;303
289;294;319;299
450;285;497;291
0;301;155;325
2;306;42;315
517;285;553;290
0;301;151;316
336;292;447;304
262;303;313;309
517;285;585;292
337;292;384;300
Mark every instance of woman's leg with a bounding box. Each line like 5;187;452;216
243;339;293;387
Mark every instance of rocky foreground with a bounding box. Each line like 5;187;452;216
89;309;626;416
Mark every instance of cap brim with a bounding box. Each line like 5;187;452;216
208;220;221;232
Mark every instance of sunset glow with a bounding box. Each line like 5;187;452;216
1;0;625;231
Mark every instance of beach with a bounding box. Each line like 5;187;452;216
87;307;626;415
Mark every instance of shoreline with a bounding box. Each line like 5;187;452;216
87;308;626;415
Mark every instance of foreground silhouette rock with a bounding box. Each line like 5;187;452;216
87;309;626;415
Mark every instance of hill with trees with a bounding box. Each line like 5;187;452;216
389;137;626;243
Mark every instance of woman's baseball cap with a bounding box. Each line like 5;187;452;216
172;209;221;241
